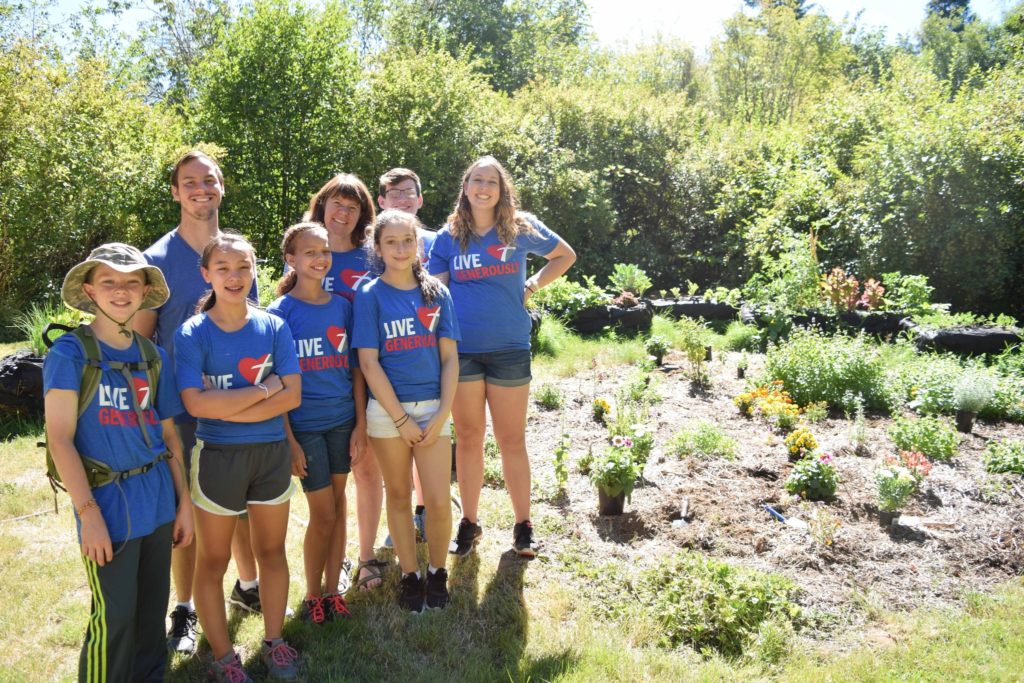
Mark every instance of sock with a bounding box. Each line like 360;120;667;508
428;564;441;575
239;578;259;591
415;505;425;515
263;638;280;649
403;570;421;580
176;600;195;611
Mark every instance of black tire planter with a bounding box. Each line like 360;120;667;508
528;307;543;341
0;350;45;416
914;326;1023;355
565;305;612;335
609;302;653;334
791;309;838;333
837;310;907;336
650;297;739;321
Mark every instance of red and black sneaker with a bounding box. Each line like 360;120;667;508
322;592;352;621
298;596;327;626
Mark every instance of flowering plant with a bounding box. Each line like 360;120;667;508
588;445;641;501
875;465;918;512
735;381;801;430
784;428;818;460
784;452;838;501
592;397;611;425
821;267;860;312
884;450;931;483
608;422;654;467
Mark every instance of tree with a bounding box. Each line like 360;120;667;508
190;0;359;258
926;0;974;23
743;0;812;19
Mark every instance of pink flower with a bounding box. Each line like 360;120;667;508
818;452;834;464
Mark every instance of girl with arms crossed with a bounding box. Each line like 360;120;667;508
354;210;461;612
428;156;576;559
174;234;302;682
267;223;362;624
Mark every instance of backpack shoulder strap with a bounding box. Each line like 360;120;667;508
70;326;103;419
132;332;162;396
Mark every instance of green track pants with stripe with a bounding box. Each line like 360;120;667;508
79;522;172;682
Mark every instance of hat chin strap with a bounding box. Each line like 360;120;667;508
91;301;137;338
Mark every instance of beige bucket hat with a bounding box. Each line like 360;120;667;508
61;243;170;314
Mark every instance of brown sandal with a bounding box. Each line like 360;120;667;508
352;558;388;592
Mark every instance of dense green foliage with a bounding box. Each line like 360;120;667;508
2;0;1023;321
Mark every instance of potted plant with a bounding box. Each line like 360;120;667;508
953;370;995;434
645;335;669;366
874;462;919;526
588;437;641;516
736;352;748;379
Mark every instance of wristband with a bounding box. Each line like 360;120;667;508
76;498;99;517
525;282;537;293
256;383;270;399
394;414;410;428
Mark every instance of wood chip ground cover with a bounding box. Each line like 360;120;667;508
523;350;1024;643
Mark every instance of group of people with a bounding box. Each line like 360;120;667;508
43;151;576;682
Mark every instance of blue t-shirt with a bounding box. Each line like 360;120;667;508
173;308;301;444
321;248;376;302
266;294;357;432
352;278;460;403
427;216;560;353
417;227;436;266
43;334;183;543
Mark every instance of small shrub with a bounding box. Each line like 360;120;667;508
553;432;570;492
14;302;87;356
882;272;933;316
578;445;594;475
608;263;653;297
784;452;839;501
859;278;884;310
639;552;801;656
885;450;932;483
846;395;869;450
765;329;889;411
668;421;738;460
888;416;959;462
645;334;670;364
875;465;918;512
533;383;563;411
802;401;829;423
723;321;759;352
984;440;1024;475
953;370;996;414
703;286;742;307
821;266;860;312
784;427;818;460
801;503;842;548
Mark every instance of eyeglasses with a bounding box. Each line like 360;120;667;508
384;188;419;200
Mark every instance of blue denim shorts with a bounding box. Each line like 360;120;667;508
294;420;355;493
458;349;532;387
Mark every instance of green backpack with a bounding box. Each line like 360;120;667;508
41;324;170;509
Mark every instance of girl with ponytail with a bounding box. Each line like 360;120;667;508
352;210;460;613
267;223;364;625
173;233;304;681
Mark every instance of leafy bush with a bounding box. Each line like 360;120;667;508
821;266;859;312
888;416;959;461
984;440;1024;475
529;275;611;317
784;452;839;501
533;383;563;411
645;334;670;363
723;321;760;352
764;329;890;411
608;263;653;297
14;302;87;356
668;422;738;460
881;272;934;315
639;552;802;656
981;376;1024;423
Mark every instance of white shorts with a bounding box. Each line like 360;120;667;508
366;398;451;440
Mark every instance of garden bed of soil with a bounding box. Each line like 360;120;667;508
521;351;1024;640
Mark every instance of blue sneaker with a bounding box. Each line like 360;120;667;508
261;638;299;681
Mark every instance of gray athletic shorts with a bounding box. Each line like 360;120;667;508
190;440;296;516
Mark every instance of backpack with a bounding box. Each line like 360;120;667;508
40;324;171;510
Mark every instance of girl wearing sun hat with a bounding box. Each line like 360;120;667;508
44;242;193;682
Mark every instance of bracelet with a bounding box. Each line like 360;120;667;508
393;414;410;428
76;498;99;517
525;282;537;293
256;383;270;399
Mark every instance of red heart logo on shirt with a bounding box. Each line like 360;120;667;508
133;377;151;410
341;269;371;290
486;244;516;262
238;354;272;385
326;325;347;353
417;306;441;333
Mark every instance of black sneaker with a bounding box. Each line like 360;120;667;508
166;605;197;655
448;517;482;556
298;596;327;626
513;520;539;558
425;568;450;610
398;572;425;614
228;580;261;614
